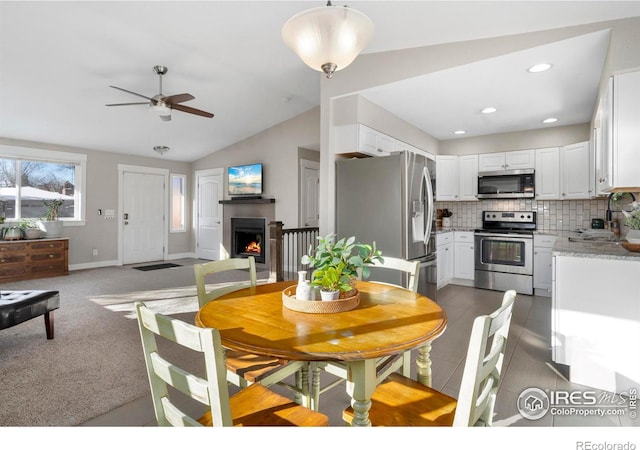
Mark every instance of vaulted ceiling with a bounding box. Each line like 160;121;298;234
2;1;640;162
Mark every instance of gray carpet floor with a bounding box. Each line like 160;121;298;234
0;258;265;426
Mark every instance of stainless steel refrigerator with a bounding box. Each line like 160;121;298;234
336;151;437;300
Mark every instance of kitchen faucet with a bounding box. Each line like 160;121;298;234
606;192;637;221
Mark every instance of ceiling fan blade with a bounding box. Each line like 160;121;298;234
165;93;195;105
109;85;152;101
172;103;214;118
105;102;149;106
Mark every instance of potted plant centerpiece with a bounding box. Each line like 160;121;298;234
301;233;383;301
41;198;65;238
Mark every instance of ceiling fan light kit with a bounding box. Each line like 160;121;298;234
106;65;214;120
282;1;374;79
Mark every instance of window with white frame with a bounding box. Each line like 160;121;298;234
170;174;186;232
0;145;86;224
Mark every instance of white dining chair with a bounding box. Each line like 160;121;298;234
343;289;516;426
194;257;309;402
135;301;329;426
311;256;422;410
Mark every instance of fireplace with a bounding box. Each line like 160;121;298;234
230;218;266;264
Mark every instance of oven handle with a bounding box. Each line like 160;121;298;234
475;232;533;240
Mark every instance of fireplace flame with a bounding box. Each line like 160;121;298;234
245;241;261;254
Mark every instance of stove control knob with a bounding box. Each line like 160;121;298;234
520;215;525;219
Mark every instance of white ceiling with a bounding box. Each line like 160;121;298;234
2;1;640;162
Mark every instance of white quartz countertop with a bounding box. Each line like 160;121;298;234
552;232;640;261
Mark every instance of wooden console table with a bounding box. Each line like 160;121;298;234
0;238;69;283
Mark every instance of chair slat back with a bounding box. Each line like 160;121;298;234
194;257;257;308
135;301;233;427
359;256;420;292
453;290;516;427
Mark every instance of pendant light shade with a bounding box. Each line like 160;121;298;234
282;3;374;78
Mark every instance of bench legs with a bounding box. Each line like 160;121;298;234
44;311;54;340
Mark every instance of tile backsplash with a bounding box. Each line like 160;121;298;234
435;198;621;232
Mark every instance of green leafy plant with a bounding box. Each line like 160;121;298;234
42;198;65;221
301;233;383;293
622;201;640;230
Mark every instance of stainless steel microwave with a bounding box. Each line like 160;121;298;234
477;168;535;199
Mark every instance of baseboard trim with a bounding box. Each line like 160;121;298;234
166;252;196;260
70;260;120;271
70;253;197;271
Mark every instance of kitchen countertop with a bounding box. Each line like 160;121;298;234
553;232;640;261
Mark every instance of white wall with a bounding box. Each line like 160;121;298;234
192;106;320;232
439;123;590;155
0;137;192;266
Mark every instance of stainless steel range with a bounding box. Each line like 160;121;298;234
474;211;536;295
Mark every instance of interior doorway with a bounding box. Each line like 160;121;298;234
195;168;223;260
300;159;319;227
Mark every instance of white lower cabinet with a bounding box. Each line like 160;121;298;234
533;234;557;296
553;255;640;393
453;232;474;284
436;232;453;289
438;231;475;289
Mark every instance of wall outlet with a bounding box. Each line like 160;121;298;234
92;248;98;256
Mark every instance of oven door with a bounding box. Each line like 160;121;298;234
474;233;533;275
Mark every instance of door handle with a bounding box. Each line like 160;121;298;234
124;213;129;220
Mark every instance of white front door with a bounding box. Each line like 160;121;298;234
196;170;223;260
122;171;166;264
300;159;319;227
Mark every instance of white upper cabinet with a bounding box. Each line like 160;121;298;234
335;123;431;158
596;71;640;192
358;124;393;156
535;147;561;200
334;124;392;157
435;155;459;201
560;141;593;199
611;70;640;190
458;154;478;201
478;149;535;172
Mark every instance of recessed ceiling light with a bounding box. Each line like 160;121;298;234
481;107;497;114
454;130;466;135
528;63;552;73
542;117;558;124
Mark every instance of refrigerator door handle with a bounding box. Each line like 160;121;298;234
422;166;434;245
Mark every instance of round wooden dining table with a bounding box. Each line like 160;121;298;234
195;280;447;426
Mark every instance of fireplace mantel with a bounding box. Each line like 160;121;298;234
219;198;275;205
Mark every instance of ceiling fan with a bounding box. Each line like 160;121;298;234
106;65;214;121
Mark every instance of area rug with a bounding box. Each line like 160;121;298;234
133;263;182;271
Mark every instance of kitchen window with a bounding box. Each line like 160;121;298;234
0;145;86;224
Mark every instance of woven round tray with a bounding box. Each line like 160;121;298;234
282;286;360;314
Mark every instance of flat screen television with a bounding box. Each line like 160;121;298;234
228;163;263;196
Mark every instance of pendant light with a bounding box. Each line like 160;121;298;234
282;1;374;79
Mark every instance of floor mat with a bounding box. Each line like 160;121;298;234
133;263;182;271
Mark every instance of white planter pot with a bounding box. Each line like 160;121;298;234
41;220;63;238
24;228;42;240
320;290;340;301
626;229;640;244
